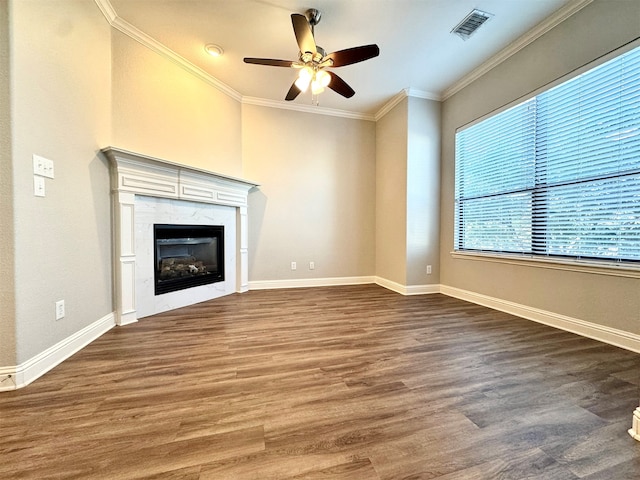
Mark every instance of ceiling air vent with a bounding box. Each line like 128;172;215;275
451;9;494;41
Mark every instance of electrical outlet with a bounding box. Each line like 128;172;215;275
427;265;432;275
309;261;315;270
291;261;297;271
34;175;45;197
55;300;65;320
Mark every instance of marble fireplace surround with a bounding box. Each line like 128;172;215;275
102;147;258;326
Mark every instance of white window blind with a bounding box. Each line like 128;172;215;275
455;44;640;263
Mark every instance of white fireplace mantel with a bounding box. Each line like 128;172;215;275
101;147;258;326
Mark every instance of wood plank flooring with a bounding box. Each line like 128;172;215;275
2;285;640;479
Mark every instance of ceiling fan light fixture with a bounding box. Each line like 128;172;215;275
295;77;311;92
298;66;313;80
315;69;331;88
295;67;313;92
311;82;325;95
204;43;224;57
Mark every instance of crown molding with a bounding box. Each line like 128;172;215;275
112;15;242;101
405;88;441;102
242;96;376;121
374;88;441;121
93;0;116;23
442;0;594;100
374;90;406;121
94;0;242;101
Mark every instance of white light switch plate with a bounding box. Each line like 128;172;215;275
33;154;54;178
42;158;54;178
33;154;45;176
34;175;45;197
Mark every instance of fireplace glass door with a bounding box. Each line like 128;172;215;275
154;224;224;295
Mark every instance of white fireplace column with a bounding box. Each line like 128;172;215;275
102;147;258;326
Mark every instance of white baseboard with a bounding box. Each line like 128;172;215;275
0;312;116;391
629;408;640;442
248;276;376;290
375;277;440;295
440;285;640;353
249;276;441;295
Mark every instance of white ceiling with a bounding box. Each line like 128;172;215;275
106;0;581;117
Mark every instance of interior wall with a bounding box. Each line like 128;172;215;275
0;0;16;367
440;0;640;334
242;104;376;283
406;96;441;286
10;0;112;362
375;99;408;285
110;30;242;178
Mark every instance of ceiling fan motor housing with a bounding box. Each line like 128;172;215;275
306;8;322;27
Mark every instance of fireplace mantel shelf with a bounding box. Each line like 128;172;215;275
101;147;259;206
102;147;258;326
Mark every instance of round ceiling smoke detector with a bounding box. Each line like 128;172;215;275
204;44;224;57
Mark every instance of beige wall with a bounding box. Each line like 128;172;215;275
242;104;376;282
440;0;640;333
0;0;16;366
376;97;441;287
376;99;408;285
10;0;112;362
111;30;242;177
406;96;440;286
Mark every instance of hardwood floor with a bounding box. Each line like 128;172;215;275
2;285;640;479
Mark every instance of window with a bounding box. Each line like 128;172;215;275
454;44;640;264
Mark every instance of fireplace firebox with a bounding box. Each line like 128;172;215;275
154;224;224;295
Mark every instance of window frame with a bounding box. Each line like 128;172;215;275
452;38;640;278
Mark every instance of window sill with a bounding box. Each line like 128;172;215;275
450;251;640;279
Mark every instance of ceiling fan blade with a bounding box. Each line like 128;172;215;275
285;81;302;101
326;44;380;67
244;58;296;67
291;13;316;55
327;72;355;98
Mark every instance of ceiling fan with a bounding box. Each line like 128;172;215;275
243;8;380;102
